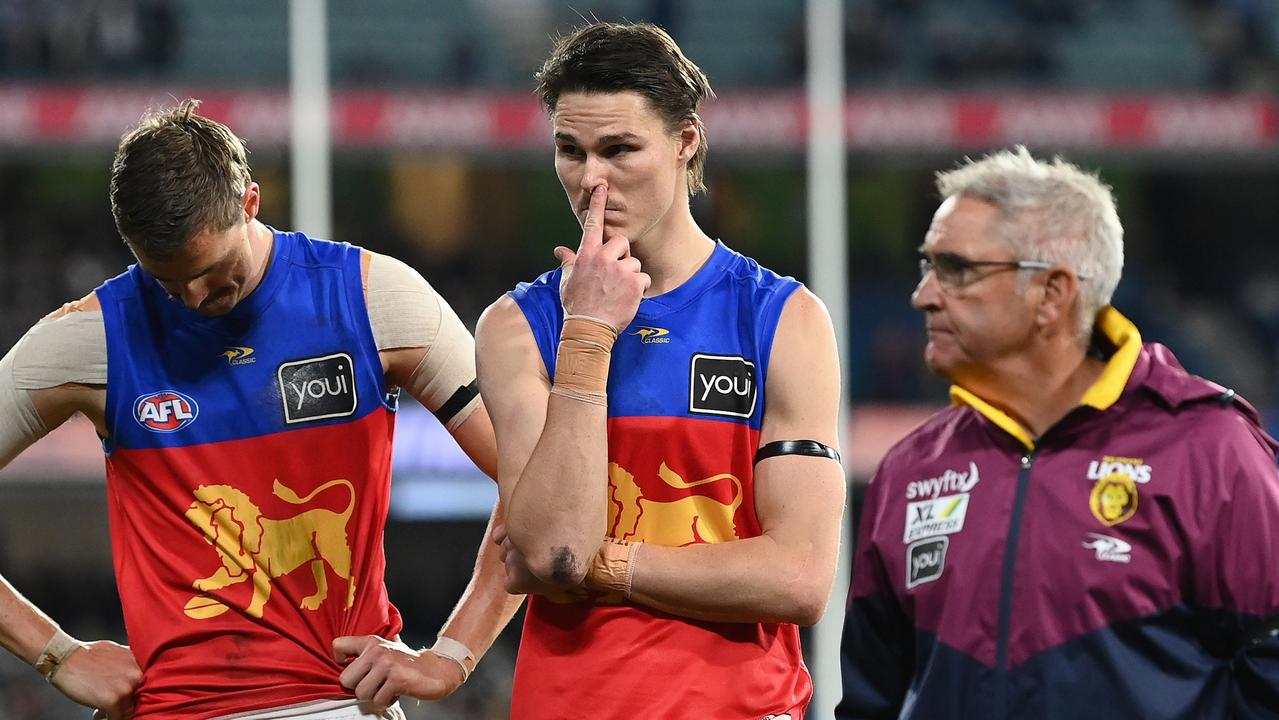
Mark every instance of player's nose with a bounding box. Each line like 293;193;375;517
580;154;608;193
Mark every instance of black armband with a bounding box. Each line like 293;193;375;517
432;379;479;426
753;439;840;465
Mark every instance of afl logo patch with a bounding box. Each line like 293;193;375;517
134;390;199;433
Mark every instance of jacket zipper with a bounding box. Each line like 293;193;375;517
994;451;1035;720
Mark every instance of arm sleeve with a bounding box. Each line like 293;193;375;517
0;310;107;469
837;469;914;720
366;253;480;430
1197;420;1279;716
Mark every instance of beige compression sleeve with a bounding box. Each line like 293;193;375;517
366;253;480;430
0;310;107;468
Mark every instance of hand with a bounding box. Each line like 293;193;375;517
52;640;141;720
333;635;465;712
554;184;650;331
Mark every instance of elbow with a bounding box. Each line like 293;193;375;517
524;543;592;588
790;592;829;627
780;576;832;626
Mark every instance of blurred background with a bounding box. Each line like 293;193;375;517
0;0;1276;717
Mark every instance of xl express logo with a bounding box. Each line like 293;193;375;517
688;353;756;419
134;390;199;433
277;353;358;424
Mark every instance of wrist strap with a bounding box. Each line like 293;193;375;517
554;317;618;395
33;629;85;682
428;635;475;683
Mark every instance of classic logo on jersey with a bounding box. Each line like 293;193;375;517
763;715;794;720
689;353;756;419
906;536;948;589
1082;532;1132;563
222;346;257;366
182;478;356;620
1086;455;1152;484
607;461;742;546
906;461;980;500
277;353;358;424
903;493;970;543
632;326;671;344
133;390;199;433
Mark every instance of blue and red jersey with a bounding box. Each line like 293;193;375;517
509;240;812;719
95;230;402;719
838;308;1279;719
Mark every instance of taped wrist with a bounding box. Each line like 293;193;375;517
428;635;476;683
33;629;85;682
552;315;617;405
585;538;639;598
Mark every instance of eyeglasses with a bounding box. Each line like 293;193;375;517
918;251;1092;290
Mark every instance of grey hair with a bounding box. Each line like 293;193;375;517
936;146;1123;339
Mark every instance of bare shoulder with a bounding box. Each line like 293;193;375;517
762;285;840;439
476;295;533;348
771;285;839;372
476;295;549;394
777;285;835;335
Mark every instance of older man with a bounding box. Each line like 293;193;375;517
838;147;1279;719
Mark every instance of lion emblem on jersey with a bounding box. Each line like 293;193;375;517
181;478;357;620
607;461;743;546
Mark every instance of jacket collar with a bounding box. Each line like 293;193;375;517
949;306;1142;451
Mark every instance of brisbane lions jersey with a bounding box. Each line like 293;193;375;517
95;231;401;718
508;241;813;720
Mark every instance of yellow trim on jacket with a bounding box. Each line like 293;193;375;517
949;306;1143;451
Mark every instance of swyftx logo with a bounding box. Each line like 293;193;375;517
277;353;358;424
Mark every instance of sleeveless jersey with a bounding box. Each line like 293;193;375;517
508;241;812;719
95;230;402;719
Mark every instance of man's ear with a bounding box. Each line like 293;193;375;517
1036;268;1079;329
676;118;701;164
242;182;261;222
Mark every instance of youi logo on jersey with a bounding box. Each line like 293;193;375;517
277;352;358;424
688;353;757;419
134;390;199;433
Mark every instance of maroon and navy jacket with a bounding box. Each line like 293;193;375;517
838;308;1279;720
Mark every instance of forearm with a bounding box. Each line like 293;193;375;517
0;574;60;665
435;504;524;664
506;395;609;583
624;535;833;625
